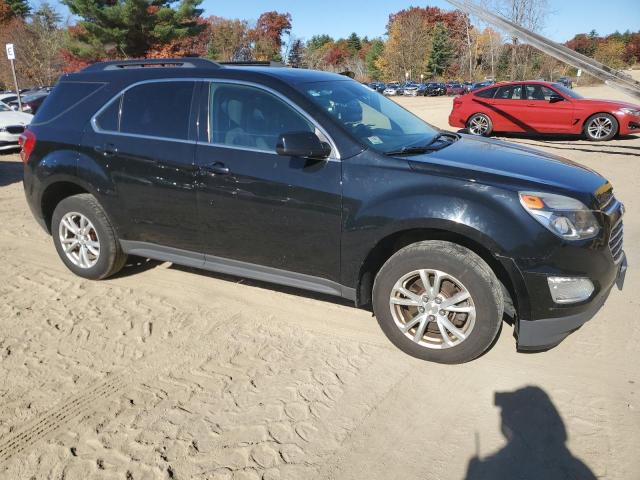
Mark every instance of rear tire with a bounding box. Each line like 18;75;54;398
372;241;503;364
466;113;493;136
584;113;618;141
52;194;126;280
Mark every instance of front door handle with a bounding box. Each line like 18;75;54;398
203;162;230;175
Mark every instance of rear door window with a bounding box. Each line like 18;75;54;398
118;81;195;140
95;97;121;131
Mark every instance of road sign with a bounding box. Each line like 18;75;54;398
6;43;15;60
577;69;582;77
5;44;22;111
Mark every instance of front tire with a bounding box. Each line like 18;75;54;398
52;194;126;280
466;113;493;136
584;113;618;141
372;241;503;364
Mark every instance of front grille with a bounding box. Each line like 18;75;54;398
5;125;25;134
609;219;624;263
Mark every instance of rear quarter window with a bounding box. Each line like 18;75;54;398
475;87;498;98
31;82;105;125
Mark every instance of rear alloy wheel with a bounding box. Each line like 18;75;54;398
373;241;503;364
584;113;618;141
466;113;493;136
52;194;127;280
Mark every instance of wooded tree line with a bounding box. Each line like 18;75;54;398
1;0;640;90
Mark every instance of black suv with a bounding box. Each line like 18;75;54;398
21;58;627;364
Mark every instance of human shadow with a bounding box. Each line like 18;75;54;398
0;159;23;187
464;386;597;480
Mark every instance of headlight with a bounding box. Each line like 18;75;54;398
519;191;600;240
621;107;640;116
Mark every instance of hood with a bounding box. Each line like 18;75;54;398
407;134;607;196
575;98;640;111
0;110;33;126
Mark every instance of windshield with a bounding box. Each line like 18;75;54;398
0;102;10;112
553;84;583;99
298;80;438;154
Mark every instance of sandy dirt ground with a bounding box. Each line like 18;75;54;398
0;83;639;480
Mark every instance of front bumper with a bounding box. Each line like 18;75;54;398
0;132;20;150
517;252;627;350
617;113;640;136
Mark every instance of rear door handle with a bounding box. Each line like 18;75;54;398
203;162;230;175
94;143;117;156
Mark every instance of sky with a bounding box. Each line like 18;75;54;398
48;0;640;43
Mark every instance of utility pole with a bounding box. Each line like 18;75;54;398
5;44;22;112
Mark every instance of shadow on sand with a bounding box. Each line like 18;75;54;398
0;158;23;187
465;386;596;480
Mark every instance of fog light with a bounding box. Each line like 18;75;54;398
548;277;594;304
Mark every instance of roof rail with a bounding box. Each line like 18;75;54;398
219;61;285;68
82;58;222;72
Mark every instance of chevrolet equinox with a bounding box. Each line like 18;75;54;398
21;59;627;364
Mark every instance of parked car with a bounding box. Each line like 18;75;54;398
402;83;423;96
557;76;573;89
0;93;19;105
469;80;495;92
449;80;640;141
369;82;386;93
463;82;474;93
445;82;466;95
424;82;446;96
383;83;403;96
0;101;32;151
22;59;626;364
8;92;48;114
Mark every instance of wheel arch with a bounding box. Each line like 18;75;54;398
582;111;620;135
40;180;92;233
355;227;526;323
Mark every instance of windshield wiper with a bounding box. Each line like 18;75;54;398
384;132;460;156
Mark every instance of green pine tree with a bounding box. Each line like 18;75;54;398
365;39;384;80
427;22;452;78
287;39;304;67
347;32;361;53
5;0;30;17
62;0;205;60
306;34;333;52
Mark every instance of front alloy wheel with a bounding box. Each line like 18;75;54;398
373;240;503;364
585;113;618;141
390;269;476;349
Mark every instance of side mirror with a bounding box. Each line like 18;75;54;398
276;131;331;160
549;94;564;103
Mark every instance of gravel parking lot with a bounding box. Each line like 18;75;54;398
1;83;639;480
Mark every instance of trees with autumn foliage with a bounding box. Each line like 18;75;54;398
567;30;640;68
378;6;471;81
249;11;292;62
2;2;640;90
0;2;65;88
61;0;205;61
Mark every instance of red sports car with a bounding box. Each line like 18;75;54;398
448;81;640;141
